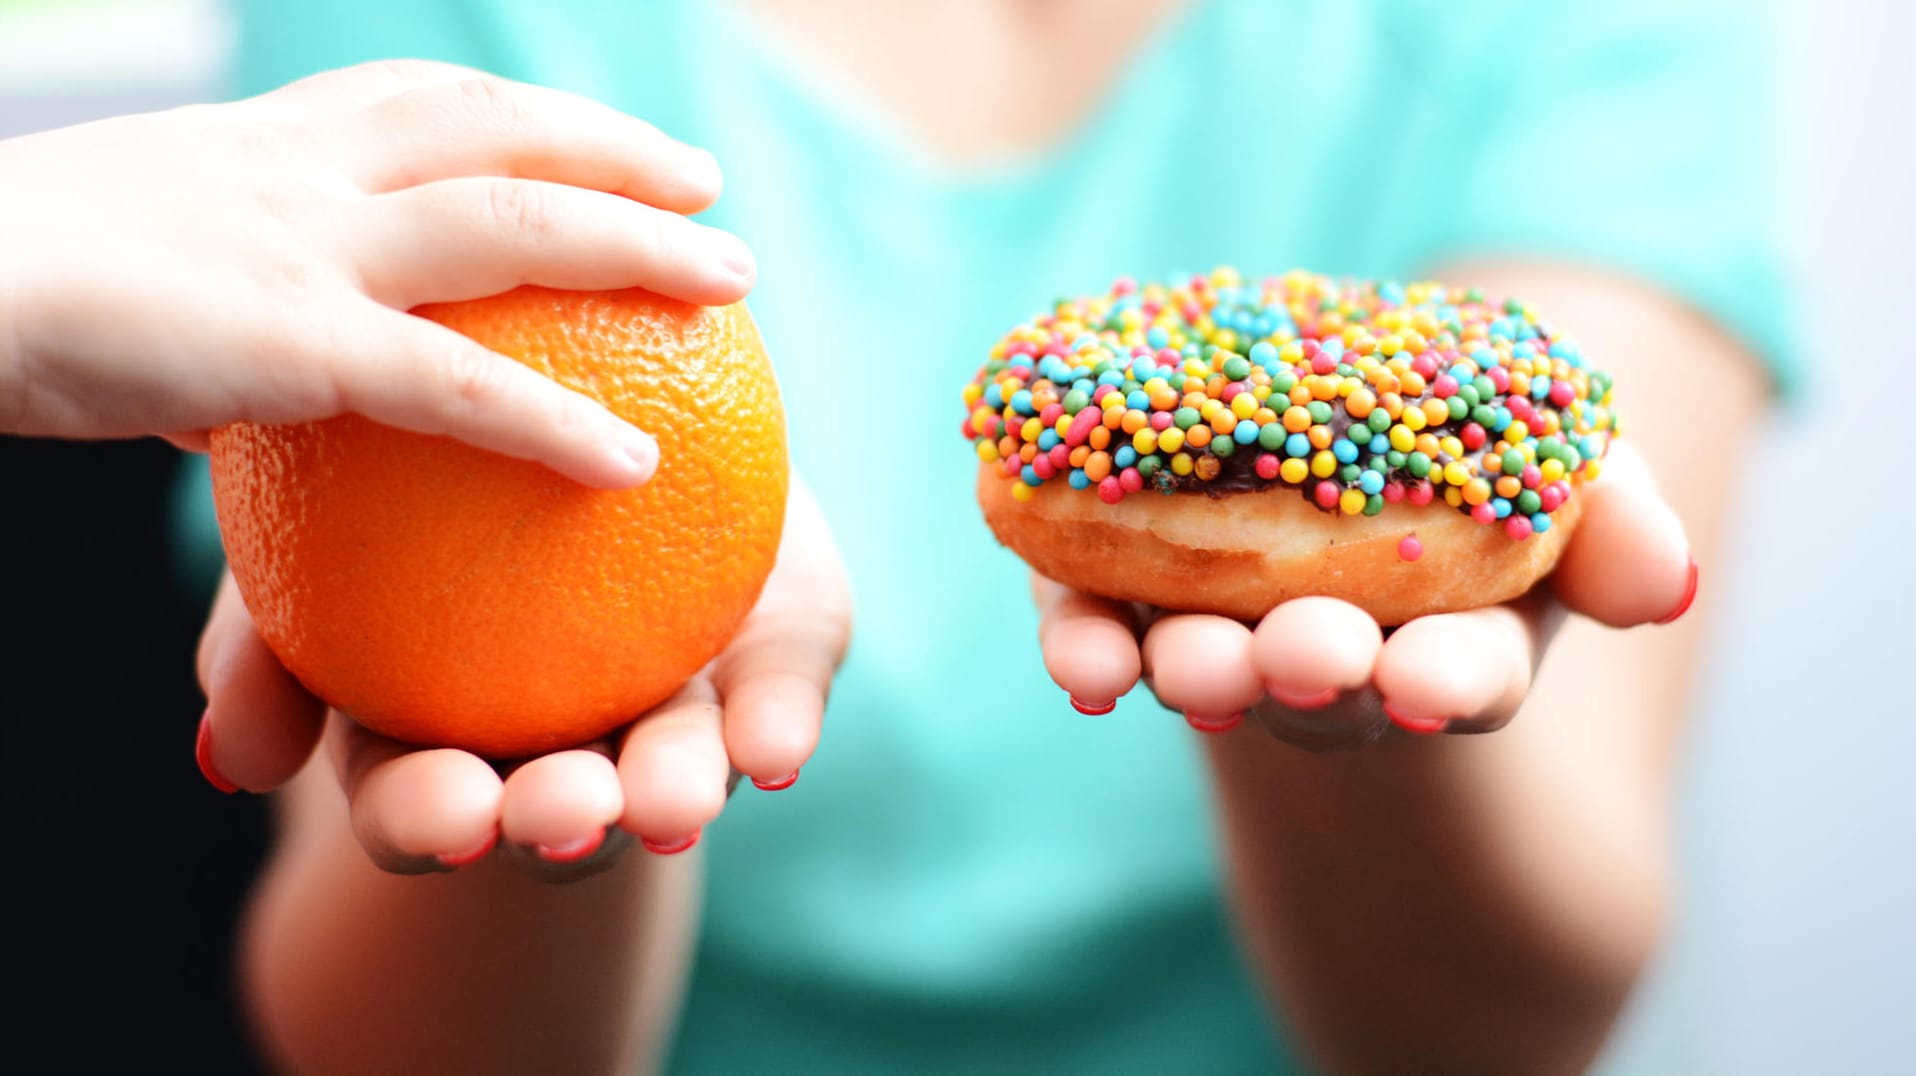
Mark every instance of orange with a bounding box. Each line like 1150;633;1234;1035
209;287;788;758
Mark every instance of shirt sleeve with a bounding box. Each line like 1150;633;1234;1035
1413;0;1799;392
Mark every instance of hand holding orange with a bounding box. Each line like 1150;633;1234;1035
210;286;788;758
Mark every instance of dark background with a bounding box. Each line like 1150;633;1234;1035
2;436;267;1074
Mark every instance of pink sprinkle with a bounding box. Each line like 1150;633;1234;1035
1505;516;1534;540
1313;481;1341;509
1118;467;1144;493
1221;382;1244;403
1092;384;1117;403
960;416;975;438
1097;476;1123;504
1112;276;1138;296
1539;485;1565;512
1487;366;1511;392
1432;374;1458;398
1065;409;1101;446
1043;341;1069;358
1398;535;1423;562
1149;411;1175;431
1311;352;1338;375
1472;502;1497;525
1255;454;1280;480
1003;456;1023;478
1031;456;1056;480
1383;479;1406;503
1549;380;1576;407
1301;339;1320;357
979;416;1001;440
1157;347;1182;365
1411;353;1440;379
1039;403;1064;425
1461;422;1487;450
1520;464;1542;488
1048;444;1070;469
1408;481;1435;507
1008;341;1037;358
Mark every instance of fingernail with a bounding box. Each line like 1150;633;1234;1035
642;829;701;856
1655;558;1699;625
195;712;237;794
684;146;723;194
535;829;606;865
751;770;799;792
1267;686;1339;711
1070;696;1117;716
702;227;755;280
617;425;658;480
1383;701;1448;735
1184;711;1243;734
437;831;498;870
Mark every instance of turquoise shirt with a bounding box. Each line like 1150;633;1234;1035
224;2;1788;1071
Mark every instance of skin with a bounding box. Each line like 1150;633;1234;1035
7;3;1763;1073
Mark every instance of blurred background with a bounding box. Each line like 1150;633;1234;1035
2;0;1910;1072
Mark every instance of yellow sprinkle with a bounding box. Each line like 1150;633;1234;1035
1389;425;1416;453
1231;393;1258;419
977;441;1000;463
1159;428;1186;454
1540;458;1566;482
1021;418;1044;442
1011;482;1035;502
1170;451;1195;476
1279;458;1309;484
1311;451;1338;478
1444;461;1471;487
1339;488;1366;515
1133;429;1159;455
1444;486;1464;507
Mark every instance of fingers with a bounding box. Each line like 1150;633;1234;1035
617;679;731;851
493;746;630;880
352;178;752;310
1371;593;1562;735
1551;440;1694;627
263;59;485;112
1141;615;1265;731
1033;575;1141;714
1251;597;1383;704
342;76;722;215
324;302;659;489
327;714;505;875
195;574;326;792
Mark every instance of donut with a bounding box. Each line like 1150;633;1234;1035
961;269;1617;625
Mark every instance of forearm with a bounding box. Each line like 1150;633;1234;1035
241;766;700;1076
1206;261;1766;1073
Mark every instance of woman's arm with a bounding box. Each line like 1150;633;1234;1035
1202;261;1767;1074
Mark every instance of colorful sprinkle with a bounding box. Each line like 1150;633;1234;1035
962;269;1618;538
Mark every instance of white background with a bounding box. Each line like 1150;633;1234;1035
4;1;1912;1071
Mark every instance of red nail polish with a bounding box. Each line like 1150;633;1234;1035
437;831;498;870
1383;701;1447;734
1656;558;1699;625
1070;696;1117;715
1184;711;1243;734
1267;686;1338;711
195;713;237;794
535;829;606;865
752;770;799;792
642;829;701;856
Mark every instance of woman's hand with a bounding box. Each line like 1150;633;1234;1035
1036;440;1696;748
0;59;753;488
196;477;850;882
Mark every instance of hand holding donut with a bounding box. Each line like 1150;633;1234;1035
1033;438;1694;750
967;269;1696;748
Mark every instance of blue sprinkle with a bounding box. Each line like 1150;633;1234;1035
1249;341;1277;364
1234;419;1260;445
1126;390;1150;410
1492;407;1513;432
1114;445;1139;468
1530;376;1551;400
1530;512;1551;533
1450;364;1475;382
1021;465;1042;487
1097;370;1125;386
1332;439;1358;464
1368;434;1390;455
1011;389;1036;416
1285;432;1311;458
1068;469;1091;490
1147;327;1169;349
1037;430;1060;451
1358;470;1385;495
1492;497;1513;519
984;383;1004;408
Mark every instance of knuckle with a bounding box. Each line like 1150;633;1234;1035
483;179;552;240
453;74;528;128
